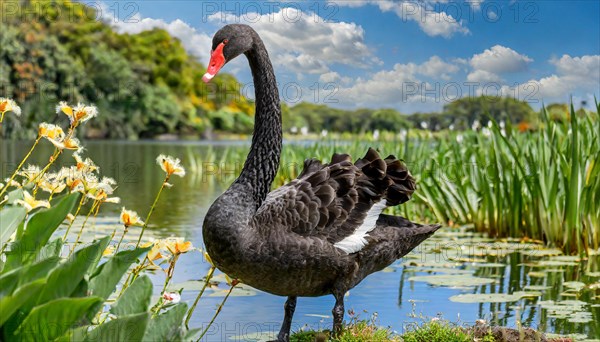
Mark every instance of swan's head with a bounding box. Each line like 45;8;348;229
202;24;255;83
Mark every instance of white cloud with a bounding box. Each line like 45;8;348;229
107;15;213;64
334;0;470;38
319;71;352;84
334;57;459;108
418;56;460;80
470;45;533;74
466;69;502;83
208;7;379;75
498;54;599;102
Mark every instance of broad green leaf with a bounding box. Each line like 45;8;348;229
143;303;188;342
0;257;59;296
110;275;152;316
35;238;63;261
0;206;26;245
88;246;150;300
5;188;24;205
84;312;149;342
4;193;80;270
0;279;45;326
36;237;110;305
12;296;102;341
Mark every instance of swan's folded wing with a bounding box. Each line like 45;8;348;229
252;149;416;253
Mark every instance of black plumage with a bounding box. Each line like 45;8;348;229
202;24;440;342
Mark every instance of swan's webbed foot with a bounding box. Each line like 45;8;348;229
332;293;345;337
275;296;297;342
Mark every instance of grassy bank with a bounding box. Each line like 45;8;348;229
289;317;569;342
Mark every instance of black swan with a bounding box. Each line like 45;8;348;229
201;24;440;341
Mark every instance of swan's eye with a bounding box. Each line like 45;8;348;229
223;39;229;44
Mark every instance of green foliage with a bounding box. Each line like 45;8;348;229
400;321;473;342
0;0;252;139
0;193;190;341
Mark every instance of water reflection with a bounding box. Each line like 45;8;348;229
1;140;598;341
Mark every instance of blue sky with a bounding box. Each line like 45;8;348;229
105;0;600;113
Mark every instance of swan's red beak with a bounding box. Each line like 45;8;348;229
202;42;226;83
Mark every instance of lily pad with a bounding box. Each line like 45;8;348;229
208;287;258;297
408;275;494;287
449;291;541;303
563;281;586;291
528;272;547;278
519;248;563;257
470;262;506;268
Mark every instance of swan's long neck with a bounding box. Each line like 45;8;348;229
235;37;282;209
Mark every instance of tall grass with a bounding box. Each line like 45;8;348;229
188;103;599;255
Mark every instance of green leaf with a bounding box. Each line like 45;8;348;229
86;312;149;342
4;193;80;270
36;236;110;305
0;257;59;297
5;188;24;205
35;238;63;261
110;275;152;316
0;279;45;326
0;206;27;246
88;246;150;300
143;303;188;342
12;296;102;341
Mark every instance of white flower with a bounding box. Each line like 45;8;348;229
456;134;464;144
156;155;185;177
162;292;181;303
0;98;21;118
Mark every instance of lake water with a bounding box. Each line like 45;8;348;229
1;140;598;341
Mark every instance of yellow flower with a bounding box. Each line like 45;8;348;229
18;165;42;185
15;191;51;212
156;154;186;177
56;101;97;126
56;101;73;117
148;241;166;261
0;98;21;122
164;237;193;255
72;103;97;123
38;172;67;194
86;177;119;203
73;153;98;173
49;137;82;151
120;207;144;227
38;123;65;140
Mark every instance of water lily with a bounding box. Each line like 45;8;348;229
162;292;181;303
16;190;50;212
156;154;186;177
0;98;21;122
120;207;144;228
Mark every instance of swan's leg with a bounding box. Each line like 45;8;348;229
332;293;345;336
277;296;296;342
